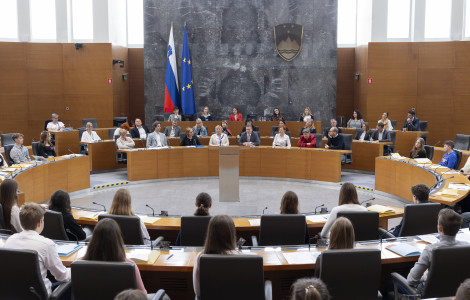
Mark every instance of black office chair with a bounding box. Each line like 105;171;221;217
391;246;470;299
319;249;382;300
246;113;257;121
384;131;397;155
31;142;40;156
107;128;116;140
183;114;194;121
342;134;353;164
424;145;434;160
354;128;362;140
0;203;7;229
397;203;441;237
199;254;272;300
337;211;385;241
391;120;397;130
41;210;69;241
252;215;307;246
455;149;463;169
78;128;88;154
4;144;14;165
180;216;212;246
314;133;323;148
1;133;16;147
0;248;70;299
97;214;163;247
81;118;98;129
113;117;128;128
271;126;279;137
455;134;470;151
419;121;428;131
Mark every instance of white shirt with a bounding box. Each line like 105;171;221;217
137;127;147;139
273;134;291;148
10;205;23;233
116;137;135;149
5;230;71;295
209;133;229;146
47;121;65;131
359;132;366;141
81;131;101;143
156;134;162;147
320;204;367;238
461;157;470;173
303;115;312;122
378;131;383;141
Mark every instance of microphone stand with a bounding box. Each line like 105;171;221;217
66;229;79;245
92;202;106;212
146;204;155;217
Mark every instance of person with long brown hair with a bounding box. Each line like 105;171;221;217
83;218;147;294
192;215;238;297
48;190;87;241
270;107;285;122
108;189;150;242
409;137;427;159
320;182;366;238
180;127;201;146
38;131;57;158
280;191;310;244
378;111;393;131
0;179;22;233
290;277;330;300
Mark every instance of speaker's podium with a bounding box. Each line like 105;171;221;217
219;146;239;202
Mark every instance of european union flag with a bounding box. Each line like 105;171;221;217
180;26;196;115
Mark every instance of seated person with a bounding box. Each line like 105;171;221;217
323;119;342;137
355;122;371;141
409;138;427;159
273;125;291;148
221;121;232;137
371;122;391;142
193;215;239;298
81;122;101;143
163;119;181;137
392;184;429;237
297;129;316;148
238;125;260;146
240;119;259;134
347;109;364;129
113;122;130;137
270;107;285;122
298;118;316;136
455;278;470;300
5;203;71;295
406;209;467;295
209;125;229;146
299;106;314;122
230;107;242;121
116;129;135;149
175;192;212;245
168;106;182;122
146;121;167;148
325;127;345;150
83;218;148;295
38;131;57;158
378;111;393;131
10;133;31;164
0;179;22;233
199;106;212;121
278;120;289;134
280;191;309;244
192;118;208;137
438;140;458;169
46;113;65;131
402;110;420;131
0;152;8;169
48;190;87;241
290;277;330;300
131;118;150;140
180;127;201;146
320;182;367;238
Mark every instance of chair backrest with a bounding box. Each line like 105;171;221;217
337;211;379;241
82;118;98;129
455;134;470;151
180;216;212;246
71;260;137;300
455;149;463;169
41;210;69;241
108;128;117;140
271;126;279;136
0;203;6;229
419;121;428;131
113;117;128;128
246;113;257;121
200;254;265;300
78;128;87;140
389;130;397;145
390;120;397;129
342;134;353;150
98;214;144;245
319;249;381;300
44;120;52;131
1;133;16;147
424;145;434;160
0;248;49;300
314;134;323;148
399;203;441;237
31;142;40;156
274;130;291;137
423;246;470;298
259;215;306;246
4;144;14;165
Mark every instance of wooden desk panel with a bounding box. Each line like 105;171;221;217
52;130;79;155
85;141;121;171
395;131;428;157
306;150;341;182
285;149;307;179
239;147;260;177
259;148;287;178
127;150;158;181
184;148;208;177
156;150;170;179
343;141;390;172
168;148;185;178
207;147;219;176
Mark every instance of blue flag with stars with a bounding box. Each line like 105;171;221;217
180;26;196;115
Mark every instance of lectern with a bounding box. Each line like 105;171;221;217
219;146;239;202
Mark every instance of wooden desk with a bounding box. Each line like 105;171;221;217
394;131;428;157
12;156;90;205
82;141;122;171
50;130;80;155
375;157;470;205
432;147;470;170
342;141;392;172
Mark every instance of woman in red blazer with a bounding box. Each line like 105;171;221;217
230;107;242;121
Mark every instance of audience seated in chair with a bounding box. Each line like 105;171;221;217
9;133;31;164
392;184;429;237
280;191;309;244
438;140;458;169
0;179;22;233
163;119;181;137
175;192;212;246
131;118;150;140
116;129;135;150
46;113;65;131
114;122;131;137
147;121;167;148
290;277;330;300
38;131;57;158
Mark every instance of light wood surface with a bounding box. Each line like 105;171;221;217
83;141;123;171
343;140;391;172
50;130;79;155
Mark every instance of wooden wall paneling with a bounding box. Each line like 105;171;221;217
416;96;453;145
259;149;286;178
368;43;418;69
239;147;260;176
418;42;455;69
307;151;340;182
156;149;170;179
453;68;470;95
353;45;368;116
367;68;417;97
67;156;91;191
417;69;454;96
453;96;470;136
128;48;145;123
127;150;158;181
455;42;470;68
285;149;307;179
112;45;129;118
336;48;355;118
167;149;184;178
208;147;219;176
365;96;416;127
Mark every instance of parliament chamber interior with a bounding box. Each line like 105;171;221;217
1;0;470;299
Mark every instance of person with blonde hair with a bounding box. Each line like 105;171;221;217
299;107;314;122
409;138;427;159
180;127;200;146
192;118;208;137
378;112;393;131
116;128;135;149
81;122;101;143
108;189;150;242
209;125;229;146
290;277;330;300
299;118;316;136
199;106;212;121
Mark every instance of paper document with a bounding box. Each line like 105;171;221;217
306;215;329;223
56;243;83;257
456;229;470;243
367;205;395;215
434;188;459;197
448;183;470;191
386;243;421;257
283;252;316;264
417;234;439;244
139;216;161;225
126;249;152;263
248;219;260;226
414;158;431;164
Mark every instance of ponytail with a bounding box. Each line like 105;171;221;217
194;204;210;216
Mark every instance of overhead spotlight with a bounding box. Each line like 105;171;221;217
75;43;83;50
113;59;125;68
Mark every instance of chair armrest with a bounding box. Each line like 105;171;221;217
49;281;72;300
391;272;417;298
152;289;167;300
264;280;272;300
152;236;164;249
378;227;395;239
251;235;259;247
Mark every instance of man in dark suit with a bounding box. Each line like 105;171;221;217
402;110;420;131
238;125;260;146
131;118;150;139
163;120;182;137
371;122;392;142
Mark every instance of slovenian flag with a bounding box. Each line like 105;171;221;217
180;26;196;115
164;24;179;113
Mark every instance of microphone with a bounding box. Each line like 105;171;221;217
146;204;155;217
314;204;325;215
360;197;375;207
66;229;79;245
92;202;106;212
262;207;268;215
68;149;77;157
237;237;246;250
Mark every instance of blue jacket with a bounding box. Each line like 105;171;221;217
193;126;208;137
438;151;458;169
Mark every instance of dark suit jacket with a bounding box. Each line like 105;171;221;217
238;132;260;146
180;135;201;146
355;131;372;141
62;212;87;241
163;126;181;137
371;129;391;142
402;117;420;131
131;126;150;138
323;127;342;137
